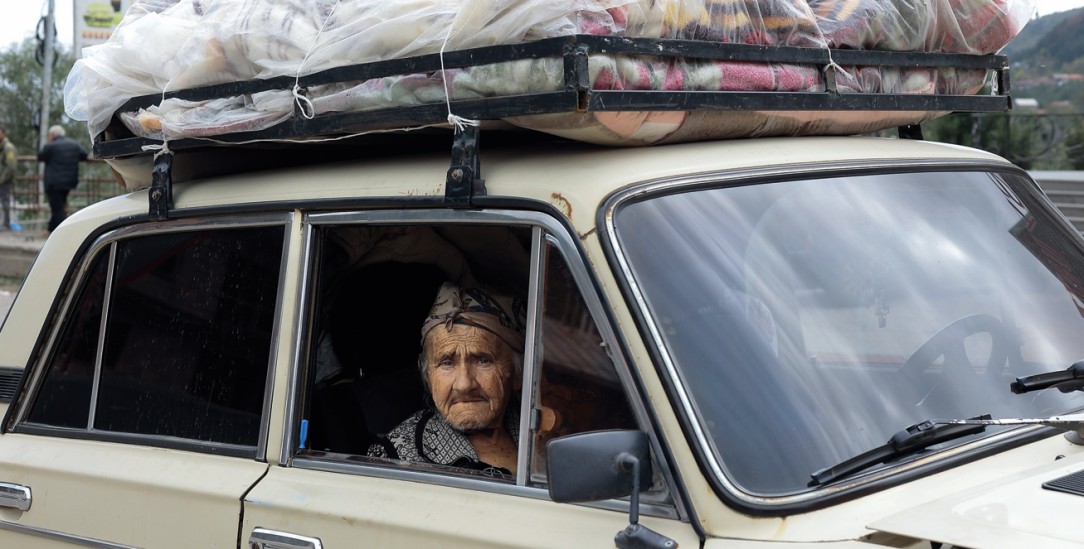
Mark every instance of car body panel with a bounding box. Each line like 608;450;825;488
241;464;701;548
0;433;267;547
869;441;1084;549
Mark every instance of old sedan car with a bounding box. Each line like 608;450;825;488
4;130;1084;547
5;24;1084;548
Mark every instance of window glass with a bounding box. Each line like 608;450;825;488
92;227;283;445
615;171;1084;494
530;241;637;481
302;224;643;491
26;252;108;428
303;224;531;478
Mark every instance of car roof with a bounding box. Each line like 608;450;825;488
81;134;1015;230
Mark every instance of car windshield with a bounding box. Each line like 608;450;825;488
614;169;1084;496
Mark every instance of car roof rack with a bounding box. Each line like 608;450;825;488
90;34;1011;217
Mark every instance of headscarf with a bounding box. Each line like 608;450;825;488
420;282;526;353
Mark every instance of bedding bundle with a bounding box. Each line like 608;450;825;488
66;0;1036;146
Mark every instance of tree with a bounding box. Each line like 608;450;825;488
0;38;117;190
1063;118;1084;170
0;38;86;155
923;113;974;146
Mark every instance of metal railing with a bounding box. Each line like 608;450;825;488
8;155;126;231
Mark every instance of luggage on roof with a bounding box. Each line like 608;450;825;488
69;0;1034;161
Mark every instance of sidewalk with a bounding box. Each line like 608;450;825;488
0;227;49;280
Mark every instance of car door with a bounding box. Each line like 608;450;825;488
241;209;700;548
0;218;289;548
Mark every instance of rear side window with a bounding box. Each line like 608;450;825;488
26;225;285;449
26;253;108;428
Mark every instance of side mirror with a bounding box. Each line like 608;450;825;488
546;429;651;503
546;430;678;549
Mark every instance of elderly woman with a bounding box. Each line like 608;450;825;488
368;282;526;479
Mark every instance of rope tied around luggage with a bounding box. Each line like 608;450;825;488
291;0;344;121
141;140;171;159
439;23;479;134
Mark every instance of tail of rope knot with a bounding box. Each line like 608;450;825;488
448;113;479;133
293;85;316;120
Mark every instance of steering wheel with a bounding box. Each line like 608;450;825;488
901;314;1011;385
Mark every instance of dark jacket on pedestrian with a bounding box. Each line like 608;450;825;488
38;136;88;191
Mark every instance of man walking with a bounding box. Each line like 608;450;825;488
38;125;88;232
0;127;16;231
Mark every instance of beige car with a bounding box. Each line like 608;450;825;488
2;17;1082;545
4;130;1084;548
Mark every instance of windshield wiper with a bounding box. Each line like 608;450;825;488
809;414;990;486
1010;361;1084;394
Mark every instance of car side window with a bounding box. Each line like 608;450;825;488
25;252;108;428
25;225;285;449
302;224;531;468
301;221;641;488
530;240;637;482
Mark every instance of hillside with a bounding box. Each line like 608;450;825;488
1002;8;1082;58
1007;8;1084;73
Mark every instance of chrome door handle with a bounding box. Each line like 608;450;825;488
0;482;31;511
249;527;323;549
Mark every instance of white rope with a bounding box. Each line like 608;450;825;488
293;85;316;119
293;0;343;120
439;25;479;133
824;47;855;83
189;122;445;147
141;140;172;159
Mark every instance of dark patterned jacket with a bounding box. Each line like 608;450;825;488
368;407;520;480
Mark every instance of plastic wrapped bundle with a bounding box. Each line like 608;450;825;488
66;0;1037;146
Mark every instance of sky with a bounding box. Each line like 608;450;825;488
5;0;75;49
2;0;1084;51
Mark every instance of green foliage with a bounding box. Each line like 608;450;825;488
926;111;1084;170
1019;12;1084;71
1002;9;1081;58
0;38;114;183
0;38;80;155
1062;118;1084;170
923;113;973;146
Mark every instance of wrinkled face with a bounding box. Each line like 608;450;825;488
424;324;518;431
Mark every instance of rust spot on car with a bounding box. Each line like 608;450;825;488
771;517;787;539
551;192;573;218
579;227;597;241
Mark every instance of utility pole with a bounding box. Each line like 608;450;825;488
38;0;56;202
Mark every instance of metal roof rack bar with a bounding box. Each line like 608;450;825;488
584;91;1012;112
90;34;1012;218
114;36;578;113
92;34;1013;163
576;35;1008;70
111;35;1009;116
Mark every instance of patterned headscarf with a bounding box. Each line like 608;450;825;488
420;282;526;353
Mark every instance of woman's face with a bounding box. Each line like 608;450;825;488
424;324;517;431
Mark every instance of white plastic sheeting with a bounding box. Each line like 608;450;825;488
66;0;1037;145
